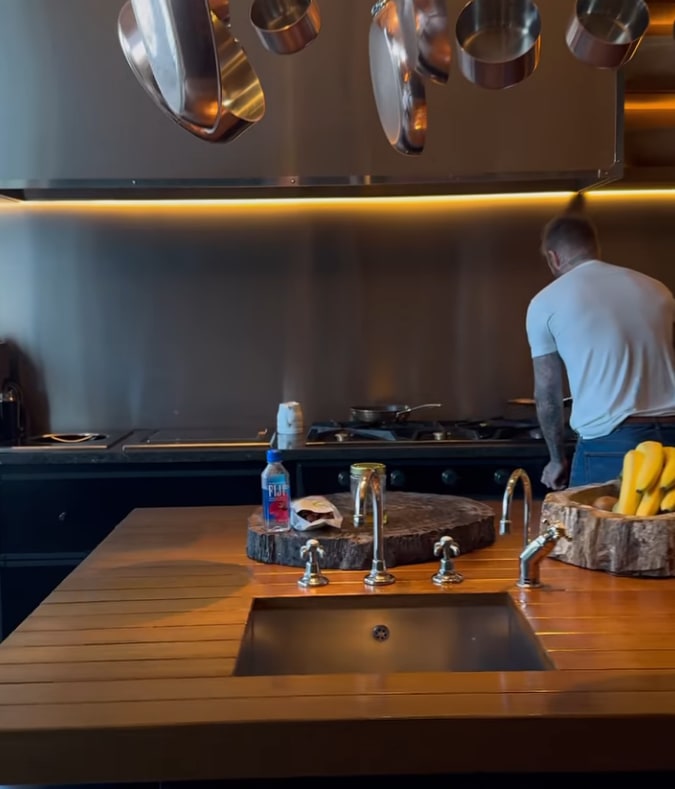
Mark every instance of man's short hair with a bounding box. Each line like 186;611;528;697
541;213;600;261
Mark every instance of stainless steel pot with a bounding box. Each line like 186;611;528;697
455;0;542;90
401;0;451;84
369;0;428;155
350;402;442;424
250;0;321;55
129;0;221;127
566;0;650;69
118;0;265;143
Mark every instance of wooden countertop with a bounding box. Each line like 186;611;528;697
0;498;675;784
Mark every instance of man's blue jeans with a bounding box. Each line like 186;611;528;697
569;421;675;487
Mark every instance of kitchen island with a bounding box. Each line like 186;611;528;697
0;440;572;642
0;499;674;785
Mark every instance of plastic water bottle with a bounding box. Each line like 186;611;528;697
261;449;291;532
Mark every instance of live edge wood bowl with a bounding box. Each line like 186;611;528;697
543;482;675;577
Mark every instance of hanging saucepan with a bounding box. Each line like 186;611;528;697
369;0;428;155
129;0;221;127
250;0;321;55
350;403;443;424
118;0;265;143
400;0;452;84
565;0;650;69
455;0;542;90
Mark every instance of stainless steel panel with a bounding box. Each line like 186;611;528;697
3;197;675;435
0;0;620;193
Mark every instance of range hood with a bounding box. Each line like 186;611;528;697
0;0;622;200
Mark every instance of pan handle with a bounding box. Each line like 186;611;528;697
508;397;572;407
396;403;442;419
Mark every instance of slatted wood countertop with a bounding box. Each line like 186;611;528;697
0;499;675;784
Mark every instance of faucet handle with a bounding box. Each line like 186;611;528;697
541;518;572;541
300;538;325;561
434;534;460;559
298;538;329;588
432;535;463;586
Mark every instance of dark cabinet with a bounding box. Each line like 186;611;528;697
0;474;132;554
295;458;549;498
0;555;81;638
0;460;269;640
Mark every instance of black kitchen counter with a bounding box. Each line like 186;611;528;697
0;429;574;466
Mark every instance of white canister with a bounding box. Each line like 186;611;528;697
277;401;304;434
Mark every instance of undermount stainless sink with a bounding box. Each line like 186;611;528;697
233;592;554;676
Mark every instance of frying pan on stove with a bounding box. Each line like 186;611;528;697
350;403;442;424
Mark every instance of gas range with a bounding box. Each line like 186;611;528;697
305;419;574;445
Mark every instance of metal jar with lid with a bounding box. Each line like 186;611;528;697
350;462;388;526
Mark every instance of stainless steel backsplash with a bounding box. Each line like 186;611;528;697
0;196;674;434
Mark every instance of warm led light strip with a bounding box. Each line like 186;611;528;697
625;96;675;112
1;189;675;211
646;2;675;32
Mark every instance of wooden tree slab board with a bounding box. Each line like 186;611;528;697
247;491;495;569
542;482;675;577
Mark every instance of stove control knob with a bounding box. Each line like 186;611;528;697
441;469;458;488
494;469;512;488
389;470;406;488
337;471;350;489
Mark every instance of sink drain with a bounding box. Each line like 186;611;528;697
371;624;390;642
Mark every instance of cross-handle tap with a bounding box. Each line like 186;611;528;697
431;534;463;585
518;519;572;589
298;538;329;588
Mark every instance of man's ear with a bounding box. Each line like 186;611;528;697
546;250;560;275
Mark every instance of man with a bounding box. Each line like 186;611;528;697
526;211;675;490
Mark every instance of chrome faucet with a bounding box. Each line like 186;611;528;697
499;468;532;544
518;519;571;588
500;468;572;587
354;467;396;586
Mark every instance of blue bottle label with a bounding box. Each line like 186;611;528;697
262;473;290;527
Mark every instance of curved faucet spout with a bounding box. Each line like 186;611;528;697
499;468;533;550
355;468;396;587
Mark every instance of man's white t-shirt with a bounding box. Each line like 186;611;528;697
526;260;675;440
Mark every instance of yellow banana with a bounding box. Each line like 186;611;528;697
634;441;665;493
660;446;675;492
615;449;644;516
636;483;664;517
661;487;675;513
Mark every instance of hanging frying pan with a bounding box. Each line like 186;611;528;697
369;0;428;155
401;0;451;84
129;0;221;127
118;0;265;143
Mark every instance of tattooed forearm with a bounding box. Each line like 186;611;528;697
532;352;566;463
